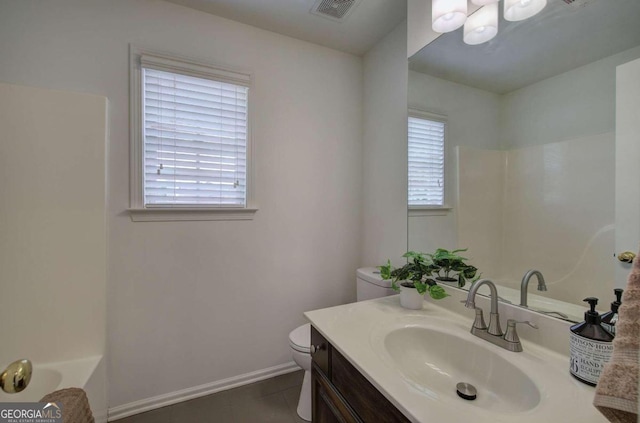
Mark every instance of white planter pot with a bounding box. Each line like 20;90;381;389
399;284;424;310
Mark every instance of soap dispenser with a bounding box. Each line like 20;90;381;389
569;297;614;386
601;289;623;336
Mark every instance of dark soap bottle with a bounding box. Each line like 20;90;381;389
601;289;623;336
569;297;615;386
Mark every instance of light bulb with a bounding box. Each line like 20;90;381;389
432;0;467;33
504;0;547;21
464;3;498;45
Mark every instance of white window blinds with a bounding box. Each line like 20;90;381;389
408;115;445;207
142;67;249;207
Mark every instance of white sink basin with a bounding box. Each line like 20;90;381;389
379;325;541;413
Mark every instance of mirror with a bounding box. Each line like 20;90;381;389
407;0;640;322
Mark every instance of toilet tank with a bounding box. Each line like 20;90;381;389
356;267;395;301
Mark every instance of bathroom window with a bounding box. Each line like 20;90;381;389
129;47;256;221
408;111;446;208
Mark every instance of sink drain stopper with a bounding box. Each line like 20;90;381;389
456;382;477;400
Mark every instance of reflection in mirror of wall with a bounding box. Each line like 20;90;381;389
407;0;640;321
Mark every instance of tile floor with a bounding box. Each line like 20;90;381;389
117;370;306;423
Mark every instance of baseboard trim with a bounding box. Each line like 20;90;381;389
94;411;108;423
107;361;299;421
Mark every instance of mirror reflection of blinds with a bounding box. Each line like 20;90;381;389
143;68;248;207
408;116;445;206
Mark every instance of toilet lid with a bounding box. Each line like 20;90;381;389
289;323;311;353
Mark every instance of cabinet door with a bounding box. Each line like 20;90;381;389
312;365;361;423
331;349;411;423
311;326;330;376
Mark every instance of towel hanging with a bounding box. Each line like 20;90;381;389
593;248;640;423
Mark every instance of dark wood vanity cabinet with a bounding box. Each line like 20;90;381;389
311;326;411;423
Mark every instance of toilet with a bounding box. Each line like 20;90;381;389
288;267;394;421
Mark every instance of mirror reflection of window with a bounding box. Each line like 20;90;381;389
408;111;446;208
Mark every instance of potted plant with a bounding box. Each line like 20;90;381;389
379;251;448;309
427;248;479;288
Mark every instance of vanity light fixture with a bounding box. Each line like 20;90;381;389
432;0;547;45
463;2;499;45
504;0;547;21
432;0;468;33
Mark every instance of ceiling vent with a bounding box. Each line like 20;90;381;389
310;0;362;22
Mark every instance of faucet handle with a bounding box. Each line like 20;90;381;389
461;301;488;330
504;319;538;344
487;312;503;336
472;307;488;330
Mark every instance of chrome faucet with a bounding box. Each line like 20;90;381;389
520;269;547;307
465;278;537;352
465;278;503;336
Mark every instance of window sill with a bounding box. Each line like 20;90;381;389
408;206;452;217
128;207;258;222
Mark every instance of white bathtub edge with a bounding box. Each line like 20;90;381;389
52;355;106;422
107;361;299;421
46;355;102;391
84;356;107;423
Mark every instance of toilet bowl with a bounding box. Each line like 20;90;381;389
288;268;393;421
288;323;312;421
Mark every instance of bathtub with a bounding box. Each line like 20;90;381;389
0;356;105;422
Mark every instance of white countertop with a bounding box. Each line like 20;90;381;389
305;295;608;423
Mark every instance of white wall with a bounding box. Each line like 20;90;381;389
0;83;107;365
361;21;409;268
0;0;363;411
407;71;502;254
407;0;437;58
502;45;640;149
457;147;505;280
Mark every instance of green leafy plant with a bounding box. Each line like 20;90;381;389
427;248;479;288
379;252;448;300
